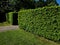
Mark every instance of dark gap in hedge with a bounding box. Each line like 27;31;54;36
0;13;6;23
12;13;18;25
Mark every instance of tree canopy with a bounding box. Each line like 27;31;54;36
46;0;58;6
0;0;59;13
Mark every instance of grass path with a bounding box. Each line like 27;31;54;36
0;29;60;45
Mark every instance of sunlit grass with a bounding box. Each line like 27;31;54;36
0;29;59;45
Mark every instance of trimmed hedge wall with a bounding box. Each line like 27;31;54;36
18;6;60;41
6;12;18;25
6;12;13;24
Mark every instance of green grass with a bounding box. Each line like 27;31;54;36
0;29;60;45
0;22;10;26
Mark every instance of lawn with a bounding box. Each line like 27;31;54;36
0;22;10;26
0;29;59;45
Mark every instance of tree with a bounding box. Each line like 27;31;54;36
46;0;59;6
0;0;59;13
8;0;35;11
0;0;14;13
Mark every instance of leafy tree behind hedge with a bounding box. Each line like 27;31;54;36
0;0;59;23
0;0;59;13
46;0;59;6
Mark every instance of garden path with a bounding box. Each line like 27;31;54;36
0;25;19;32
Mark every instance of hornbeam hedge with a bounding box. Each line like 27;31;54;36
18;6;60;41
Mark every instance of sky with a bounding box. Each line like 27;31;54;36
35;0;60;5
57;0;60;5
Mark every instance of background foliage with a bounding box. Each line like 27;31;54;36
0;0;59;13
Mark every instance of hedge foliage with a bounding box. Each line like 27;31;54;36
18;6;60;41
6;12;13;24
6;12;18;25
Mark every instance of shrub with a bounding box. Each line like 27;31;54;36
18;6;60;41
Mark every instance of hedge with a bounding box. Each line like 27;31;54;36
6;12;18;25
18;6;60;41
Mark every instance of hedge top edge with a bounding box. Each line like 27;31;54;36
19;6;60;12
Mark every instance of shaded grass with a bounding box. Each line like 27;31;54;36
0;22;10;26
0;29;60;45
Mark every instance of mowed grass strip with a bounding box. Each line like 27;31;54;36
0;22;10;26
0;29;59;45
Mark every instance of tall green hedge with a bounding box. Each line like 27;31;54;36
6;12;18;25
6;12;13;24
18;6;60;41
